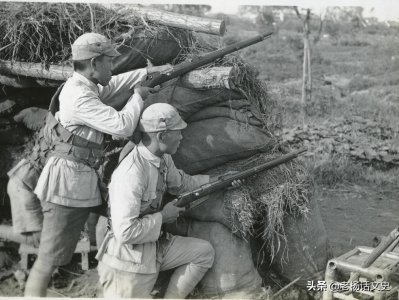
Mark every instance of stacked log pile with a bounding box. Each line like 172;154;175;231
281;116;399;165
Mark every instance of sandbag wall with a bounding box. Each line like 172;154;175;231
141;78;276;173
158;79;272;297
143;63;330;294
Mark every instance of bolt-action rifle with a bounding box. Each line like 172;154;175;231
143;31;273;88
174;148;307;209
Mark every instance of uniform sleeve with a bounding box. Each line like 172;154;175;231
72;92;143;138
99;69;147;109
109;168;162;245
164;155;210;195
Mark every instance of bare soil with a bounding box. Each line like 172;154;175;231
0;183;397;298
318;184;399;256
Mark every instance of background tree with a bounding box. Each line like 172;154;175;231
294;7;312;119
150;4;211;17
238;5;276;27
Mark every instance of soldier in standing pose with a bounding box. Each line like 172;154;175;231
24;32;169;297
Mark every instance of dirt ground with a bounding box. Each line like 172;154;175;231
0;182;397;298
318;184;399;256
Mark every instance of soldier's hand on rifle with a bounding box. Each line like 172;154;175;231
134;83;160;100
231;178;244;188
223;171;244;189
161;199;185;224
209;171;244;188
30;231;41;248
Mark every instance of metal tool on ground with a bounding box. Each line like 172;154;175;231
347;228;399;283
323;227;399;300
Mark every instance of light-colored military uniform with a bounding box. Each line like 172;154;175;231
96;104;215;298
24;32;153;298
33;33;147;266
35;70;146;207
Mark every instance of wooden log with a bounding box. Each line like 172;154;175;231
0;60;239;92
0;74;39;88
119;5;226;36
35;78;63;87
0;60;72;81
179;66;238;90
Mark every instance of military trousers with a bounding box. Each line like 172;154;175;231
98;234;215;298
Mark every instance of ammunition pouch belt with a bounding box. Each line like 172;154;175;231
44;112;105;169
28;130;52;172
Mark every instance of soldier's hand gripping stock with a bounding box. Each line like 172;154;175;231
215;171;244;189
133;64;173;99
133;84;159;100
161;199;186;224
161;177;243;223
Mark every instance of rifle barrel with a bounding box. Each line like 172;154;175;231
144;31;273;87
175;147;306;207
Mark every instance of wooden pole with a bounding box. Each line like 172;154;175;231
0;74;39;88
304;9;312;103
0;60;72;81
119;5;226;36
294;7;312;119
179;66;238;89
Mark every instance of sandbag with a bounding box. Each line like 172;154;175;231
112;30;187;75
188;220;262;298
186;105;263;126
270;194;332;288
184;191;231;232
173;117;275;174
144;81;243;120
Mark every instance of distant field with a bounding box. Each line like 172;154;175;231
221;14;399;263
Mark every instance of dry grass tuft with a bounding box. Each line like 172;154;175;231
0;3;192;66
208;147;313;259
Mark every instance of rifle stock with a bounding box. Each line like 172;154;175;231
174;148;307;208
143;31;273;88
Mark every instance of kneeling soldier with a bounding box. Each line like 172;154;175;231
97;103;220;298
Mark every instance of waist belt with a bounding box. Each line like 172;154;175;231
45;112;104;169
50;141;104;169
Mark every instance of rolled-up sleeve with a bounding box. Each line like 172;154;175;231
164;155;209;195
109;170;162;245
73;92;143;138
99;69;147;110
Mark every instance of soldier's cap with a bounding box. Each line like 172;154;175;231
71;32;120;61
139;103;187;133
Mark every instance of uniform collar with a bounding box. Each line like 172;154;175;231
72;72;99;95
137;141;162;168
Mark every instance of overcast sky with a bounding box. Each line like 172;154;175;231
136;0;399;21
13;0;399;22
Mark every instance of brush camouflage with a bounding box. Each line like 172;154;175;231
71;32;120;61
